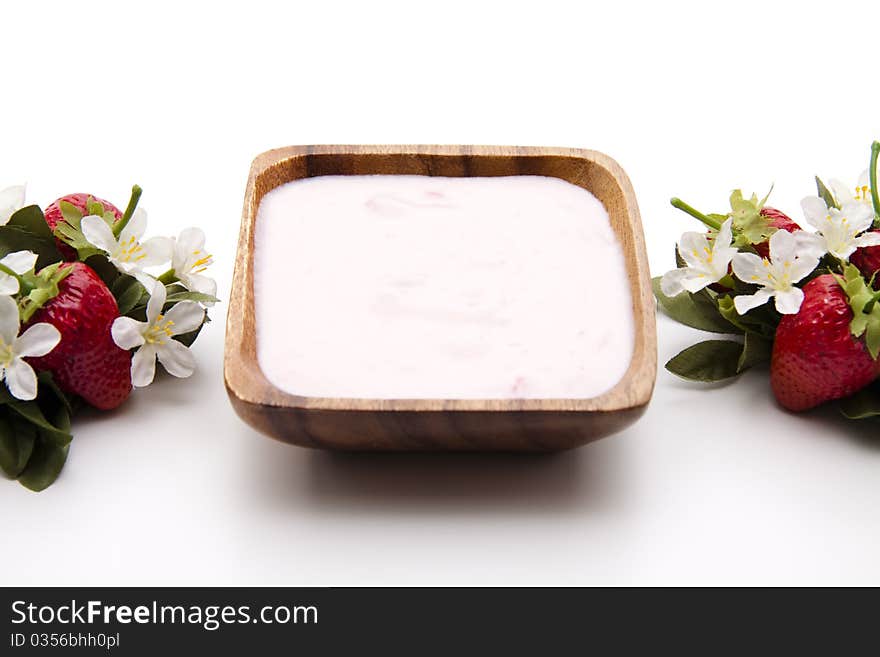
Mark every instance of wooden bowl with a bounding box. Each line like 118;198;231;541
225;145;656;451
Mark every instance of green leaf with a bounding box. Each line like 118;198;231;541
83;254;120;289
112;275;145;315
164;290;219;305
0;414;36;478
128;286;217;320
0;225;62;269
8;401;72;447
836;263;880;359
37;371;72;414
737;332;772;373
665;339;744;382
58;200;83;225
729;189;771;245
7;204;52;239
717;295;748;332
675;246;686;268
17;439;69;492
815;176;840;210
652;277;742;334
838;383;880;419
46;399;71;435
54;202;105;260
86;198;105;217
717;294;781;338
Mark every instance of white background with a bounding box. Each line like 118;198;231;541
2;0;879;585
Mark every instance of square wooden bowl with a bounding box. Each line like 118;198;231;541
225;145;656;451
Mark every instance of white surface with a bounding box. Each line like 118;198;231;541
255;175;632;399
2;0;880;585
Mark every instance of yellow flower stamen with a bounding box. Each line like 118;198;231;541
144;314;175;345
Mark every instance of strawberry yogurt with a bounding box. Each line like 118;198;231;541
253;174;634;399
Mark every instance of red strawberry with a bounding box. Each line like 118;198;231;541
43;193;122;260
850;231;880;286
754;207;800;259
26;262;131;410
770;274;879;411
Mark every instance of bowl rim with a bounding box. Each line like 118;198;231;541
224;144;657;413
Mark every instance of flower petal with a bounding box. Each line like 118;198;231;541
842;202;874;234
768;228;799;263
788;254;821;284
180;273;217;301
0;185;26;225
131;344;157;387
176;227;206;256
0;295;20;344
81;215;119;253
677;231;711;269
132;270;158;291
164;301;205;336
120;207;147;242
0;273;19;295
156;339;196;378
716;218;734;248
854;232;880;249
146;282;167;324
792;231;826;258
734;290;772;315
0;250;38;275
6;358;38;400
659;269;688;297
680;270;716;293
15;323;60;358
829;179;854;206
774;287;805;315
731;252;767;284
138;236;173;267
111;316;147;350
801;196;831;229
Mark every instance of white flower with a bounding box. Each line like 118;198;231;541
0;185;26;225
731;229;820;315
0;295;60;400
111;282;205;387
660;219;738;296
80;208;172;287
800;196;880;260
0;250;38;295
829;170;874;210
171;228;216;303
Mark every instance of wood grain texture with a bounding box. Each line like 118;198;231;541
225;145;656;451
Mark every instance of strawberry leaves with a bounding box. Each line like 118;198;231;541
654;279;774;381
835;264;880;359
0;205;63;268
665;340;745;382
663;334;772;383
729;188;773;248
652;277;741;334
0;371;72;490
53;200;106;260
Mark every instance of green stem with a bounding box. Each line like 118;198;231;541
870;141;880;224
670;197;722;230
157;269;177;285
112;185;143;238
